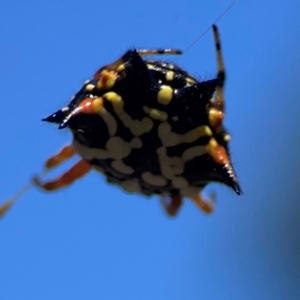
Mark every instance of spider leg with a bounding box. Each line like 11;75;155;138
136;49;182;56
94;57;124;80
94;49;182;80
0;145;79;218
45;145;76;169
212;24;225;113
160;194;182;217
206;25;226;134
0;182;34;218
191;192;215;214
33;159;92;191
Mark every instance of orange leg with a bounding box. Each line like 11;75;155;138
160;195;182;217
0;145;80;219
45;145;75;169
191;193;215;214
33;159;92;191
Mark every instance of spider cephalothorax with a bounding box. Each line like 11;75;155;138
0;25;241;218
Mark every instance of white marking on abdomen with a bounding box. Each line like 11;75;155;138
141;172;168;187
111;159;134;175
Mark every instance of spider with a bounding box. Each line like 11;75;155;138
0;25;241;218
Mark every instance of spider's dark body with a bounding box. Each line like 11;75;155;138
41;26;241;216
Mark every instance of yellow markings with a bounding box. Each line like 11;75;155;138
104;92;153;136
204;138;219;157
136;118;153;136
141;172;167;187
121;116;153;136
157;85;173;105
185;77;196;84
94;56;124;80
106;137;134;159
78;96;117;136
208;107;224;128
157;147;184;179
98;109;117;136
143;106;168;122
116;63;125;72
158;123;212;147
92;98;104;113
182;146;207;162
130;137;142;149
111;159;134;175
183;126;212;143
103;92;121;102
172;177;189;189
207;138;218;150
224;134;231;142
165;71;175;81
149;109;168;122
85;84;95;92
147;63;155;70
121;179;141;193
73;140;110;160
72;136;140;161
168;64;174;70
103;92;123;113
158;123;178;146
104;72;116;89
96;70;117;90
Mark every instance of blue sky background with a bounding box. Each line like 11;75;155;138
1;0;300;299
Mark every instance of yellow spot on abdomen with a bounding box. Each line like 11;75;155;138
85;84;95;92
165;71;175;81
146;63;155;70
208;107;224;128
116;63;125;72
92;98;104;113
157;85;173;105
224;134;231;142
96;70;117;90
185;77;196;84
